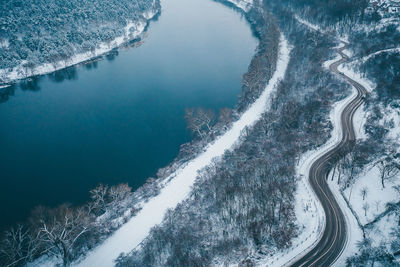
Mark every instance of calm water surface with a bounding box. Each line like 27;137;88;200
0;0;257;230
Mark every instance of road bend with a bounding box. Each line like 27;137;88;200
290;42;368;267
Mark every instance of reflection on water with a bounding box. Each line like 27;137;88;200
48;67;78;84
0;85;15;103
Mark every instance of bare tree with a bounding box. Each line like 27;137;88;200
184;108;215;138
362;203;370;217
0;224;39;267
360;187;368;201
108;183;132;203
89;183;108;214
30;204;92;267
185;108;204;138
198;108;215;132
218;108;233;130
375;157;400;188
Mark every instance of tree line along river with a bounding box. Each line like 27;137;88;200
0;0;257;231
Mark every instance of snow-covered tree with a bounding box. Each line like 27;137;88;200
30;205;93;267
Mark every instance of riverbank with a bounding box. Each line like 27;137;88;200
73;1;283;265
75;33;290;267
0;0;261;265
0;9;159;86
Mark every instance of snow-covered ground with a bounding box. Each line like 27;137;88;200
225;0;253;12
353;103;368;140
323;54;342;69
295;15;326;33
338;63;376;92
358;47;400;63
342;166;399;224
333;102;400;223
72;35;291;267
368;212;397;247
329;161;400;264
0;9;158;85
386;103;400;141
328;174;364;267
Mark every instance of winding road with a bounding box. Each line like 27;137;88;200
291;42;368;267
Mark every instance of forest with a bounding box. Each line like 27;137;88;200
0;0;160;81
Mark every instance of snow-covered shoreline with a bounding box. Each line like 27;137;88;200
0;10;158;85
73;34;290;267
224;0;253;12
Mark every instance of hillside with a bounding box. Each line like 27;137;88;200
0;0;160;84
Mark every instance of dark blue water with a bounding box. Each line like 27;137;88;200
0;0;257;230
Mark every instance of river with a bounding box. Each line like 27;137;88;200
0;0;257;231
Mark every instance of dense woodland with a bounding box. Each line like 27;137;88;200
0;0;160;79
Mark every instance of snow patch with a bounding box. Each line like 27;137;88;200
225;0;253;12
386;104;400;141
323;54;342;69
329;164;400;265
0;39;9;49
73;35;291;267
295;15;325;33
368;213;397;247
353;104;368;140
342;165;400;225
328;174;364;267
359;47;400;63
338;64;375;92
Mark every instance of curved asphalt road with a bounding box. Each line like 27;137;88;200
291;42;368;267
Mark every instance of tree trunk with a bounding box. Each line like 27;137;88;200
62;244;70;267
331;164;336;181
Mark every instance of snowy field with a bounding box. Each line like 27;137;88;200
340;166;399;224
71;35;291;267
334;102;400;227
